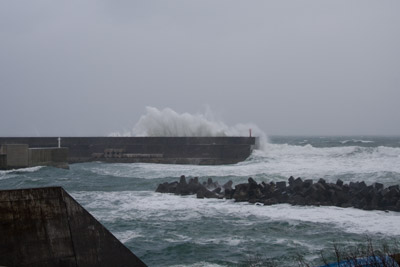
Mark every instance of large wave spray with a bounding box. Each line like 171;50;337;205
111;107;269;150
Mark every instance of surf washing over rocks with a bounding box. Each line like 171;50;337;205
2;108;400;266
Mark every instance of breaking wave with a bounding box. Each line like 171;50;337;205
110;106;269;150
340;139;375;144
73;191;400;237
0;166;44;181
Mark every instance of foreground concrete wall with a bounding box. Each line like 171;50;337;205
0;187;146;267
0;137;256;165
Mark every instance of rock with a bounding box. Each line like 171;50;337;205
196;187;218;199
374;182;384;191
155;176;400;212
313;182;326;192
336;191;350;206
276;192;289;203
206;179;221;191
342;184;350;192
249;187;263;200
196;188;205;199
290;195;306;206
222;180;233;191
383;187;400;199
233;183;249;202
396;200;400;211
264;198;278;205
204;189;219;199
168;182;179;193
292;177;303;191
349;182;359;191
303;179;313;188
212;181;221;191
276;181;286;190
248;177;257;185
288;176;295;185
389;185;400;191
187;178;203;194
224;188;234;199
359;181;367;189
330;184;343;192
156;182;169;193
212;187;222;194
249;198;261;204
180;175;187;185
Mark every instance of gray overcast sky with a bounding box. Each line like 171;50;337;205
1;0;399;136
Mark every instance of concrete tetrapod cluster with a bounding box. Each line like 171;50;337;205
156;176;400;212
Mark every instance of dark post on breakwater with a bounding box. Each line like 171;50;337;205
0;187;146;267
0;136;257;167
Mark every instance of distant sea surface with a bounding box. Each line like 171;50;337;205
1;136;400;266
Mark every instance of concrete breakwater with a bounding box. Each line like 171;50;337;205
156;176;400;212
0;187;146;267
0;144;68;170
0;137;256;165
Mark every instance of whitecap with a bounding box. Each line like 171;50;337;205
0;166;43;174
169;262;225;267
113;230;143;243
72;191;400;237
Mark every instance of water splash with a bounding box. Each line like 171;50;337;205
110;107;269;150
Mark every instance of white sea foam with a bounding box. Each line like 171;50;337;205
0;166;43;174
84;143;400;186
72;191;400;237
110;106;269;150
0;166;44;180
340;139;375;144
170;263;225;267
113;230;143;243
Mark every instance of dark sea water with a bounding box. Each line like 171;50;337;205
1;136;400;266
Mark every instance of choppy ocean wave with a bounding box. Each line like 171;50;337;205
74;143;400;187
0;166;44;180
72;191;400;237
1;135;400;266
71;190;400;266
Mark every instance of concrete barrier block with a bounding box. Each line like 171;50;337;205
2;144;29;168
0;187;146;267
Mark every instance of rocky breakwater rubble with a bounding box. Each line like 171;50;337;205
156;176;400;212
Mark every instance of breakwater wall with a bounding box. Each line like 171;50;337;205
0;144;68;170
0;187;146;267
156;176;400;212
0;137;256;165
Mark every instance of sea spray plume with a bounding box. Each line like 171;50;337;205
130;107;269;150
109;106;269;150
132;107;227;137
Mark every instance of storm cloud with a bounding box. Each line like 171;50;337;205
1;1;399;136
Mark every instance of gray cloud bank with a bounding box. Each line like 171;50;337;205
1;0;399;136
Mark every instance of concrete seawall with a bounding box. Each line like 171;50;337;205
0;137;256;165
0;187;146;267
0;144;68;170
